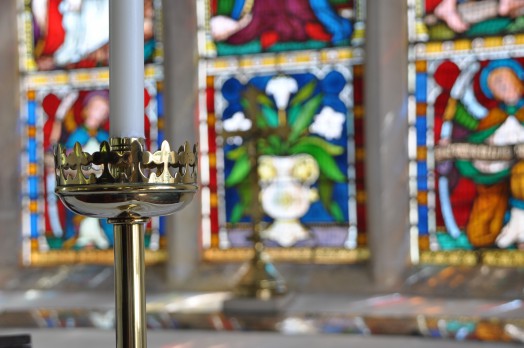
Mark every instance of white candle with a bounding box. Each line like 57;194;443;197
109;0;145;138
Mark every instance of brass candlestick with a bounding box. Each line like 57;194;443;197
224;89;288;299
230;130;287;299
54;137;198;348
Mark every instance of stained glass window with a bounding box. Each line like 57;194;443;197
409;0;524;266
198;0;368;263
20;0;162;72
18;0;165;266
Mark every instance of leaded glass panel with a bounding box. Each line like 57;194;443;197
409;0;524;266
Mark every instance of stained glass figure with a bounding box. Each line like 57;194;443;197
409;0;524;266
20;78;165;265
410;52;524;265
17;0;165;265
412;0;524;42
19;0;161;72
200;0;365;57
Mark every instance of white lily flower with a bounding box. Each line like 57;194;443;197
309;106;345;140
265;76;298;110
223;111;252;132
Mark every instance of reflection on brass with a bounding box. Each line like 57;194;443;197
54;137;198;348
113;220;147;348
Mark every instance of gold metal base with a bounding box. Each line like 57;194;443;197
233;240;287;300
111;217;148;348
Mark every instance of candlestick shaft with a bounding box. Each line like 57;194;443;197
109;0;144;138
113;219;148;348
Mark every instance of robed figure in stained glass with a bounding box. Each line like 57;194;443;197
435;58;524;250
209;0;354;55
31;0;155;70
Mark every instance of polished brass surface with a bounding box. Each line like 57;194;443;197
53;137;199;348
55;137;198;186
56;184;196;218
113;219;147;348
54;137;198;218
233;239;287;299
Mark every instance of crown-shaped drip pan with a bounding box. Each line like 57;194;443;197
54;137;198;219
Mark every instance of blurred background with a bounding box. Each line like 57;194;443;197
0;0;523;346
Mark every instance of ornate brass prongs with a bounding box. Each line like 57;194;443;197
55;142;96;185
142;140;177;183
54;138;198;186
140;140;198;184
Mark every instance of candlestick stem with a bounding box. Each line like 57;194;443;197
111;217;148;348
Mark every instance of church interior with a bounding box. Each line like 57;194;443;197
0;0;524;347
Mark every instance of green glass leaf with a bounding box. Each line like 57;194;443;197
238;180;253;204
268;135;283;155
317;174;344;222
261;105;279;127
295;136;344;156
226;145;247;160
288;94;323;143
290;80;317;107
329;202;345;223
242;86;268;130
257;141;273;155
240;98;250;110
256;113;269;129
290;143;346;182
257;94;274;107
230;181;254;223
288;104;301;125
230;203;245;224
225;154;251;187
318;174;334;208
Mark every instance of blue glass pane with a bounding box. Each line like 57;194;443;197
30;213;38;238
418;205;429;234
28;176;39;200
415;73;427;103
27;101;36;125
157;92;163;116
28;138;37;163
417;160;427;177
159;216;166;236
416;117;427;146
